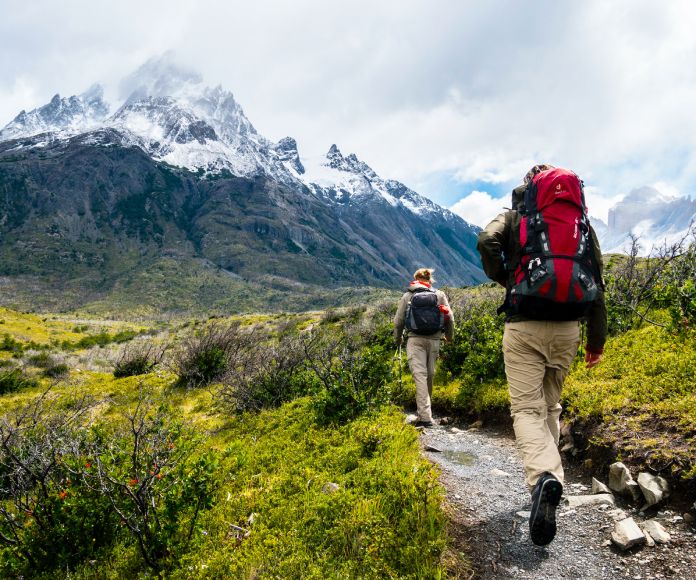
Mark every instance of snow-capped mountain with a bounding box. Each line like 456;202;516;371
0;84;109;141
1;55;459;225
0;56;484;313
593;186;696;254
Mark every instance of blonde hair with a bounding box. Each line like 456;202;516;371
413;268;435;283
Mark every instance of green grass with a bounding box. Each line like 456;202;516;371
0;306;464;578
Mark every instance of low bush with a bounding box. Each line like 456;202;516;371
171;322;254;388
113;341;165;378
41;362;70;379
0;388;219;576
0;368;37;395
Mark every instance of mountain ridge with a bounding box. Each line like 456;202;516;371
0;57;484;314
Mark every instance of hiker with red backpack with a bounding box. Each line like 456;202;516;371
477;164;607;546
394;268;454;428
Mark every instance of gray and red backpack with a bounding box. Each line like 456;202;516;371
506;168;602;320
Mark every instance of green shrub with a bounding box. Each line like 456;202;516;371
113;341;165;378
308;334;394;424
440;292;505;386
0;368;37;394
0;333;24;354
26;351;54;368
171;323;253;387
41;362;70;379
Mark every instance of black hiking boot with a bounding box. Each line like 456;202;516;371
414;420;434;428
529;472;563;546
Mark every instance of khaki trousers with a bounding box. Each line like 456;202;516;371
502;320;580;488
406;336;440;422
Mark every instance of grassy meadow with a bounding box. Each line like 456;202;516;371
0;241;694;577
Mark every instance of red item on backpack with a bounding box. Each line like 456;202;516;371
509;168;601;320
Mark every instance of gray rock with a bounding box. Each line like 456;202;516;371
423;444;442;452
644;531;656;547
611;517;646;550
609;462;635;494
637;472;669;506
490;468;511;477
592;477;612;495
607;508;628;522
322;482;340;494
516;510;531;519
565;494;615;508
642;520;671;544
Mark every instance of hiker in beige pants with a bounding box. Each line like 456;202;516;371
477;164;608;546
394;268;454;427
406;335;440;424
503;320;580;488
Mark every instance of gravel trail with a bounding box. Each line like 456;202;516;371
417;420;696;579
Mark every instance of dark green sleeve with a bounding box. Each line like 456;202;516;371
585;225;608;353
476;212;510;286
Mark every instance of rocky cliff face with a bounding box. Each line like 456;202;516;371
0;56;484;313
594;187;696;253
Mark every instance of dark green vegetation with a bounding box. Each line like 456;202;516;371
0;305;462;578
0;135;484;315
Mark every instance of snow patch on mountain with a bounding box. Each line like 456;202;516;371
0;55;458;222
0;84;109;141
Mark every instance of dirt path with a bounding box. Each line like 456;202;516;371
417;420;696;579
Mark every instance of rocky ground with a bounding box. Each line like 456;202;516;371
414;418;696;579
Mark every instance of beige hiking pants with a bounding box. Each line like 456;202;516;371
502;320;580;488
406;335;440;422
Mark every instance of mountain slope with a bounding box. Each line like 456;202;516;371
0;57;484;314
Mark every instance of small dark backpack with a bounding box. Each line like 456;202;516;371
405;288;444;335
509;168;601;320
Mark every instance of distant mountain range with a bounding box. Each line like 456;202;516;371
591;187;696;254
0;56;484;315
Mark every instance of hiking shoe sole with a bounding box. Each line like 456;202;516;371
529;476;563;546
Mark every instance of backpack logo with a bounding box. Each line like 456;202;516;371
508;168;601;320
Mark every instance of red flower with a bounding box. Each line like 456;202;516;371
85;462;92;469
128;478;139;486
58;490;68;500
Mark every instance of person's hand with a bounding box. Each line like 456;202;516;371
585;350;603;369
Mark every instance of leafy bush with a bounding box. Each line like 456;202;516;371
305;329;394;424
438;290;506;412
41;362;70;379
113;341;165;378
82;394;218;571
217;333;317;412
0;391;116;575
170;323;254;388
0;334;23;355
0;388;219;575
0;368;37;395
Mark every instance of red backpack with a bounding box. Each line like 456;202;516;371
508;168;601;320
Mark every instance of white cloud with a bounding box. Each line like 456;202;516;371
2;0;696;209
584;187;625;224
450;191;508;228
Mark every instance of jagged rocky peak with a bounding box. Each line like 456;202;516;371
325;144;377;178
0;84;109;140
273;137;304;174
112;96;219;146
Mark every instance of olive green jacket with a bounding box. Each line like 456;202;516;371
477;210;608;353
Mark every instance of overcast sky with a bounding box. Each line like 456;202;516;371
2;0;695;226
